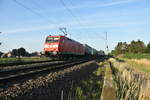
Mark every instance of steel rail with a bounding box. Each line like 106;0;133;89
0;59;60;67
0;60;70;77
0;59;90;89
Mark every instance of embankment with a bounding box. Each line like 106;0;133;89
109;58;150;100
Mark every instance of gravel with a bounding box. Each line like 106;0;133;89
0;61;65;71
0;60;99;100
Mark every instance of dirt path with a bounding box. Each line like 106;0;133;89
100;62;116;100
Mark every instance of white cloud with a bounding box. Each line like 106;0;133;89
69;0;140;9
2;19;150;34
2;25;57;34
100;0;139;7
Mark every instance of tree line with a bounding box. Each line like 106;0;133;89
111;40;150;55
0;47;41;58
11;47;29;57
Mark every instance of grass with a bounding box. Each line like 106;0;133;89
123;53;150;59
125;59;150;73
68;63;105;100
117;57;150;73
0;57;51;64
116;53;150;73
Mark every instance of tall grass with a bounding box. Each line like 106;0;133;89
68;65;105;100
125;59;150;73
0;57;51;64
123;53;150;59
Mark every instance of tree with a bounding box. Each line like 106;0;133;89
11;47;27;57
112;40;146;55
18;47;26;56
145;42;150;53
0;51;3;57
128;40;146;53
12;49;18;56
114;42;128;55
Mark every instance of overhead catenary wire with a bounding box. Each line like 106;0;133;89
67;0;107;51
14;0;84;36
65;0;88;34
59;0;101;37
12;0;59;29
58;0;84;28
67;0;97;34
27;0;64;34
58;0;88;41
59;0;101;46
67;0;84;21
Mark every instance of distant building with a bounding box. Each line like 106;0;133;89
1;52;10;58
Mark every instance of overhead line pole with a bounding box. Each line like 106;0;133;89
99;32;109;54
105;32;109;54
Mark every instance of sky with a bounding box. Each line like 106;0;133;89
0;0;150;53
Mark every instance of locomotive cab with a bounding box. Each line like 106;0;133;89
44;36;60;56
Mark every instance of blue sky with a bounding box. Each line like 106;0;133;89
0;0;150;53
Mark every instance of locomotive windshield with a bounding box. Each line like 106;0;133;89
45;37;60;43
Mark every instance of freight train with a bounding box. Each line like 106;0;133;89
43;35;104;58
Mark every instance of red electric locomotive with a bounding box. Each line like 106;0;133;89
44;35;85;57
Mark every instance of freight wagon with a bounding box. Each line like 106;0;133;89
83;44;98;56
43;35;103;58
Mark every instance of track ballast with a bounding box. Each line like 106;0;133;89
0;59;91;91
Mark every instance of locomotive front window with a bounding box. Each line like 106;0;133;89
46;37;60;43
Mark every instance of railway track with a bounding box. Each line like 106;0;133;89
0;59;60;67
0;59;91;91
0;60;69;77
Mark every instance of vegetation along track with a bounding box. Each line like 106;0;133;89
0;59;91;91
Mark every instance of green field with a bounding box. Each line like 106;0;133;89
0;57;51;64
118;53;150;73
123;53;150;59
124;59;150;73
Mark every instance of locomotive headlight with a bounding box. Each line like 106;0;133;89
53;51;57;55
44;44;49;48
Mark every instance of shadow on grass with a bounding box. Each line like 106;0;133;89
68;63;105;100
